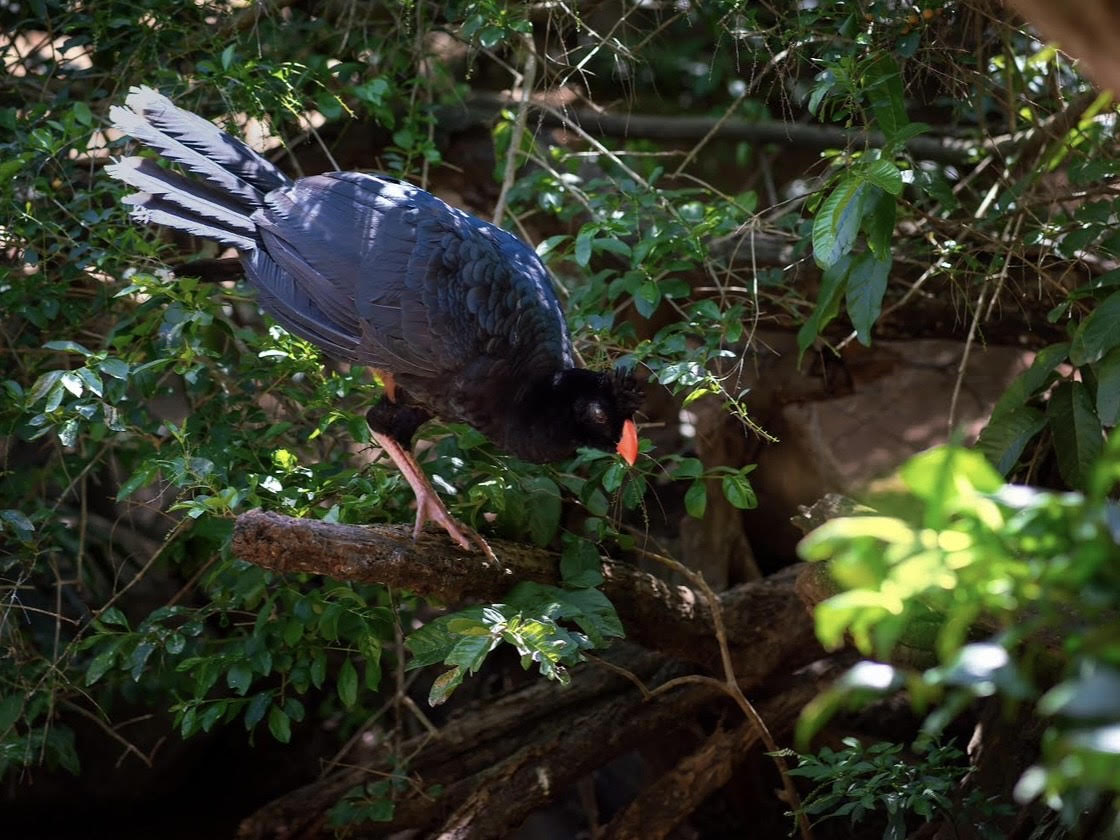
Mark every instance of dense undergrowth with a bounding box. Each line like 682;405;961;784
3;0;1120;835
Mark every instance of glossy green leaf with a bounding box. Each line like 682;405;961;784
560;537;603;588
428;666;465;706
813;178;865;269
1070;291;1120;366
976;406;1047;475
337;657;358;708
1096;347;1120;426
226;662;252;696
522;475;561;547
721;472;757;509
1048;381;1104;489
685;480;707;518
845;251;891;346
797;253;851;361
268;706;291;743
862;160;903;196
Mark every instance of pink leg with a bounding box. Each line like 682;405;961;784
371;431;496;562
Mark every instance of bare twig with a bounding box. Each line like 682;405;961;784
635;546;813;840
493;33;538;228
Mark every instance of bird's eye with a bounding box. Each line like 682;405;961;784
588;403;607;425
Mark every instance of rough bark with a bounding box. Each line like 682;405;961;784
601;660;843;840
232;511;829;838
1005;1;1120;95
239;646;711;839
232;510;823;677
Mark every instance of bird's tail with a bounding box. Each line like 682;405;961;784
105;86;292;251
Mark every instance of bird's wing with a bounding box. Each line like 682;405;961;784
253;172;573;382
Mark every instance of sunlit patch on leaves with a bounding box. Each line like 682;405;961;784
405;583;624;706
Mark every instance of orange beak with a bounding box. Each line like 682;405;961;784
616;419;639;466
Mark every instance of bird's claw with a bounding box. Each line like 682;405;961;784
412;491;498;564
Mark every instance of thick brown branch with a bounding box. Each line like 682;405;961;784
232;510;822;677
601;660;843;840
1005;1;1120;95
239;646;699;839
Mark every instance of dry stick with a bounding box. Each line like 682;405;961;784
62;699;152;768
492;33;538;229
670;42;795;178
947;278;991;435
636;547;813;840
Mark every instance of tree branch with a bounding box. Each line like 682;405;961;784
439;94;980;165
232;510;822;678
601;659;845;840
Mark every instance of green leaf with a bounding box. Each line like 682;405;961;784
180;706;197;738
1048;381;1104;490
44;382;66;412
337;657;358;708
574;224;596;267
813;178;865;269
85;646;118;686
553;586;625;644
594;238;631;258
1;509;35;540
405;615;463;669
863;189;897;260
478;26;504;48
721;472;757;509
1096;347;1120;426
976;406;1046;474
866;55;907;138
59;371;83;398
268;706;291;743
244;694;269;734
43;339;92;356
310;649;327;689
560;537;604;588
116;464;155;501
1070;291;1120;366
0;694;22;731
684;480;707;519
76;366;103;397
845;251;891;346
861;160;903;195
129;641;156;681
99;357;130;380
797;253;851;361
670;457;704;479
365;654;382;692
227;662;252;696
428;666;465;706
282;617;304;646
633;279;662;318
991;343;1069;419
445;633;496;673
522;475;561;547
29;370;63;404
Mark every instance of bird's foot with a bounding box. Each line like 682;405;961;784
370;430;498;564
412;489;498;564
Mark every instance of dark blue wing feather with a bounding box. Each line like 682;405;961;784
253;172;575;393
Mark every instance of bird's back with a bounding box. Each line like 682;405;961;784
107;87;575;440
249;172;575;430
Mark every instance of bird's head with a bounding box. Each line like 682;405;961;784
515;367;643;465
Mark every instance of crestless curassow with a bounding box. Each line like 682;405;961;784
106;86;642;557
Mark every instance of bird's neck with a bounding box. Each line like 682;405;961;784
502;371;579;463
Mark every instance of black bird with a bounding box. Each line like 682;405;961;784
106;86;642;555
